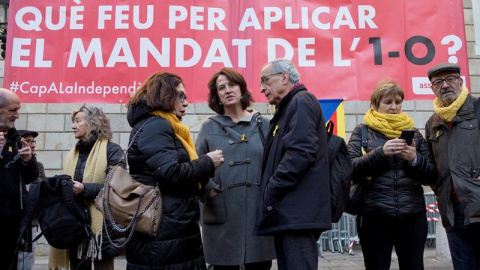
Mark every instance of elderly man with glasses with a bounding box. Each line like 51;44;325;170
254;59;331;270
0;88;39;270
425;62;480;269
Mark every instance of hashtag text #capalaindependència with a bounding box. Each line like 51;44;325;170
16;81;141;98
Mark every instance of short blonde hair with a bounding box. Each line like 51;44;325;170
370;79;405;109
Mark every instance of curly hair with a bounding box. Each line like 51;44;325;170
126;72;183;112
71;106;112;141
207;68;253;115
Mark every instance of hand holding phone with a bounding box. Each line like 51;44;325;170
400;130;415;145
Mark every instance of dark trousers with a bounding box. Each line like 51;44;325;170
0;215;21;270
213;261;272;270
447;201;480;270
273;230;321;270
357;212;427;270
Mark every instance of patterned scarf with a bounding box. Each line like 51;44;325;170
433;86;469;122
364;108;414;139
149;111;198;160
48;139;108;270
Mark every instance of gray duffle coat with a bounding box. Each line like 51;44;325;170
196;112;276;266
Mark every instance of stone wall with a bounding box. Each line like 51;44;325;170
1;0;478;178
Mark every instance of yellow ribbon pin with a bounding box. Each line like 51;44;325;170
8;146;12;152
273;125;279;136
241;134;246;141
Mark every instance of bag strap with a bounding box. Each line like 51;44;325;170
474;97;480;128
361;125;368;149
120;116;157;166
61;178;90;224
16;180;41;255
256;113;266;146
326;121;343;166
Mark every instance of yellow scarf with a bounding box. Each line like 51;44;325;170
364;108;414;138
149;111;198;160
433;86;469;122
48;139;108;270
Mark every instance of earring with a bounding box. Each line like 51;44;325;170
219;102;223;106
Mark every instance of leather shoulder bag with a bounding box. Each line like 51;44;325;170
95;117;162;247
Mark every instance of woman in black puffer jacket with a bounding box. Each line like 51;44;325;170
347;79;437;270
124;72;224;270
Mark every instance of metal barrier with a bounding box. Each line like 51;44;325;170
424;192;439;247
318;213;358;256
318;193;439;256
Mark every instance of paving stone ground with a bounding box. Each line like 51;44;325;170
31;245;453;270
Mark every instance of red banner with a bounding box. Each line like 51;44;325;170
3;0;469;103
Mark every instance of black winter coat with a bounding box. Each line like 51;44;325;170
254;85;332;235
348;124;437;217
71;139;125;257
0;128;39;218
73;139;124;199
125;102;214;270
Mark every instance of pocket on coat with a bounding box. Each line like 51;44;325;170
458;121;480;145
202;191;226;224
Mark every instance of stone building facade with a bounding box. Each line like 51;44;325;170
0;0;478;177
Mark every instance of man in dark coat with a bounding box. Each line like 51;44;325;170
425;62;480;269
0;88;39;270
17;129;45;270
254;59;331;270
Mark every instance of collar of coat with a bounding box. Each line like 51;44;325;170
430;94;476;129
209;111;259;126
272;84;307;123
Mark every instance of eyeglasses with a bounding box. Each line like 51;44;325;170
25;139;36;144
178;92;188;102
431;75;459;89
260;72;283;85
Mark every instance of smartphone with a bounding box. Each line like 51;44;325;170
400;130;415;145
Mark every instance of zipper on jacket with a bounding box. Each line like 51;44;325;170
393;155;399;216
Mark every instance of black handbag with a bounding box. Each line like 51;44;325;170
344;181;365;215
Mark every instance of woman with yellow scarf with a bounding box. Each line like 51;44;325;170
48;106;125;270
347;79;437;270
124;72;224;269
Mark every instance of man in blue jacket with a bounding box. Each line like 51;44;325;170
0;88;39;270
255;59;331;270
